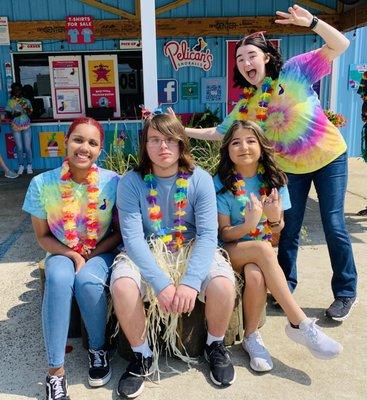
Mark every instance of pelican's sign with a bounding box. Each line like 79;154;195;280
163;37;213;71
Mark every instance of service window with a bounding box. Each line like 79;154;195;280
12;51;143;120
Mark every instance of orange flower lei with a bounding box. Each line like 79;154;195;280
60;159;100;254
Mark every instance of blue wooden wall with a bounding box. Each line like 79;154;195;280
2;0;361;171
334;26;367;159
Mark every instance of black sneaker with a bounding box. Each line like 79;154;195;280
45;374;70;400
325;296;358;321
117;352;153;398
88;349;112;387
204;341;236;387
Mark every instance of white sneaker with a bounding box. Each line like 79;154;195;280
17;165;24;175
4;170;18;179
26;164;33;174
285;318;343;360
242;331;273;372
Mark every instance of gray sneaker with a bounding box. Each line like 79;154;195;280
242;331;273;372
325;297;357;321
4;170;18;179
285;318;342;359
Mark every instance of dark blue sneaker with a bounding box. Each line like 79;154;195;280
88;348;111;387
325;297;358;321
204;341;235;387
117;352;153;398
46;374;70;400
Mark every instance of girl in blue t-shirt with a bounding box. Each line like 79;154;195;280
214;120;341;372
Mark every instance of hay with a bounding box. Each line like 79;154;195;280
112;238;199;377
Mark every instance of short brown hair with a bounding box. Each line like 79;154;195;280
136;114;195;176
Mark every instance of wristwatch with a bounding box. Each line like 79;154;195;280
309;15;319;30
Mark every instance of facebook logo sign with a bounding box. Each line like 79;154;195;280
157;79;178;104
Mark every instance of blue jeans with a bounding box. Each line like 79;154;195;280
278;152;357;299
12;127;32;166
42;252;114;368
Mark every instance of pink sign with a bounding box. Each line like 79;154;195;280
90;87;116;109
66;16;94;44
226;39;280;114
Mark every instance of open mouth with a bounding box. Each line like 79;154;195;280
247;69;256;79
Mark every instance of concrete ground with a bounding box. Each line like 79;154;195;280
0;158;366;400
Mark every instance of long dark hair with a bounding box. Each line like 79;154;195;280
233;35;283;89
136;114;195;177
216;120;287;194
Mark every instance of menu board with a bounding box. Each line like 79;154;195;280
49;56;85;119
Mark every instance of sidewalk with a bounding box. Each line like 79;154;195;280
0;158;366;400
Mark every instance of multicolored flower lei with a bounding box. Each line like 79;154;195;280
233;165;272;241
144;170;190;251
237;77;274;130
60;159;100;254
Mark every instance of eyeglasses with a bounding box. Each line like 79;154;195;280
237;31;267;46
147;137;180;148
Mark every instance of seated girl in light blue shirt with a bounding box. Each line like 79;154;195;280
214;120;342;373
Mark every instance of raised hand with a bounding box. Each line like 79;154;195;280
275;4;313;27
244;193;263;231
172;284;197;314
262;188;282;222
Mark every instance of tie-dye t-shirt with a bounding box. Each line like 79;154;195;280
217;50;347;174
22;166;119;247
5;97;32;131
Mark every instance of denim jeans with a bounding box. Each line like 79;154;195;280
12;127;32;166
278;152;357;299
42;252;114;368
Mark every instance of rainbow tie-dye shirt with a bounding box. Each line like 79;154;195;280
217;50;347;174
22;167;119;247
5;97;32;131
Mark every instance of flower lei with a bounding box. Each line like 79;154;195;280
233;164;272;241
144;170;190;251
60;159;100;254
237;77;274;130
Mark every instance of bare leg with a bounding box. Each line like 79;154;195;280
243;263;267;336
48;366;65;376
225;241;306;325
111;278;146;346
0;155;9;172
205;276;235;336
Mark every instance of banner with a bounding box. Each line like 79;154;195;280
39;132;66;157
17;41;43;52
84;55;121;118
226;39;281;114
66;16;94;44
49;56;85;119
